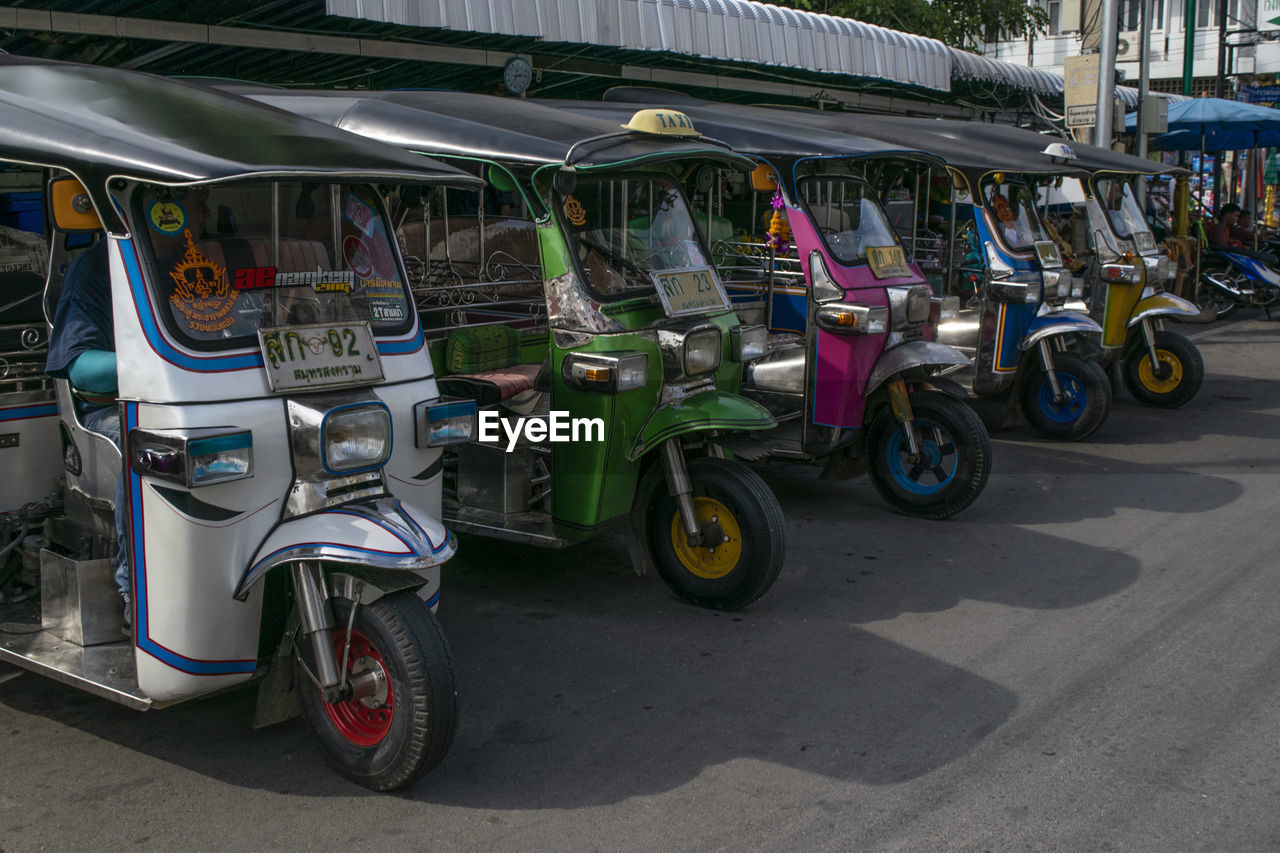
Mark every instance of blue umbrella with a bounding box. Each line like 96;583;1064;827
1124;97;1280;151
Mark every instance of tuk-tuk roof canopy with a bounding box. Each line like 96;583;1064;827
599;87;1176;180
556;97;939;184
0;56;483;236
821;114;1179;178
226;87;757;173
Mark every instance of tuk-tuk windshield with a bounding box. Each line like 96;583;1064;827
981;179;1050;252
559;173;713;303
795;175;901;265
1096;177;1156;251
135;181;413;351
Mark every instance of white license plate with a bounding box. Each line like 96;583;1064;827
258;322;384;393
652;267;728;316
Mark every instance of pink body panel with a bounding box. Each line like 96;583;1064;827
788;208;923;429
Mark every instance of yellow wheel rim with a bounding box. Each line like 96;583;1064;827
669;497;743;580
1138;350;1183;393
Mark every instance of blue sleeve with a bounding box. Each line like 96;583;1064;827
45;240;115;380
67;349;118;394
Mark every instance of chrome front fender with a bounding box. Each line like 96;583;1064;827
1127;292;1200;327
865;340;972;397
235;496;455;601
1021;310;1103;350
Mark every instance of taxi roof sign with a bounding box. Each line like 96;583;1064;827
623;109;700;137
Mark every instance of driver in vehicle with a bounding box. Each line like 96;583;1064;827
45;186;212;631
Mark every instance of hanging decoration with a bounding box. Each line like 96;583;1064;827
767;190;791;252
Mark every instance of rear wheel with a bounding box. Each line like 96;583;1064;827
296;590;457;791
647;457;785;611
1019;350;1111;441
1122;329;1204;408
865;390;991;520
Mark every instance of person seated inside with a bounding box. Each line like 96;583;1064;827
43;186;214;634
1207;203;1245;248
44;236;130;629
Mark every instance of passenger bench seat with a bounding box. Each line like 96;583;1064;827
436;325;539;405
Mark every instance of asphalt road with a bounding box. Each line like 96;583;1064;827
3;313;1280;852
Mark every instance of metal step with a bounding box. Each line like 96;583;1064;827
0;623;149;711
443;502;572;548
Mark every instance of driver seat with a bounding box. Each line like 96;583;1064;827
54;379;121;544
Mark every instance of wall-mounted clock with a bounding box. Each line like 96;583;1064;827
503;56;533;96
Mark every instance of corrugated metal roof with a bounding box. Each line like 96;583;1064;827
324;0;954;92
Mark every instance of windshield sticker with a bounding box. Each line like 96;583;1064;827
235;266;277;290
564;196;587;226
344;193;376;236
169;230;237;333
234;268;357;291
368;301;405;322
148;200;187;236
343;235;375;279
279;270;355;289
866;246;912;279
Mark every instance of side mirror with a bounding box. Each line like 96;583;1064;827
48;176;102;232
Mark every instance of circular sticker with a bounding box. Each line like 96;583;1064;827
343;234;374;279
147;199;187;235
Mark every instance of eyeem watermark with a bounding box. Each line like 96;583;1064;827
477;410;605;452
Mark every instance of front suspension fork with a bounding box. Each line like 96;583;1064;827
661;439;703;547
1037;339;1065;403
886;378;920;457
291;561;384;706
1138;319;1167;379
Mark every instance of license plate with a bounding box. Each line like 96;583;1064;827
258;322;384;393
652;267;728;316
866;245;912;279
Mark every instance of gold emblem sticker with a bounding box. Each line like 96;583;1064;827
169;230;237;333
865;245;912;280
564;196;587;226
147;200;187;235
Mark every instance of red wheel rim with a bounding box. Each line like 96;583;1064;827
321;628;394;747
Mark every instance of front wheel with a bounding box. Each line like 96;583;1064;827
296;590;457;791
1122;329;1205;408
1019;350;1111;441
647;457;785;611
864;390;991;520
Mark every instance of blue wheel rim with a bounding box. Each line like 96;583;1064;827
1037;372;1087;423
884;418;958;496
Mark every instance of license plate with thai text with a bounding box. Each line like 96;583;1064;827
258;321;384;392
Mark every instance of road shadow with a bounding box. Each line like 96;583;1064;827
0;529;1025;805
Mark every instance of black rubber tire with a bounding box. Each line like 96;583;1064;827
864;390;992;520
1019;350;1112;441
1194;272;1239;318
1122;329;1205;408
296;590;457;791
647;457;785;611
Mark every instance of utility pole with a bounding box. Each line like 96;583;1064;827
1136;0;1153;159
1094;0;1119;146
1215;0;1228;97
1183;0;1197;96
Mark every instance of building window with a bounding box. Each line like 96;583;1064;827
1118;0;1164;30
1197;0;1238;28
1047;0;1063;34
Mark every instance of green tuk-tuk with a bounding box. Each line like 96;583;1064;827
238;89;787;611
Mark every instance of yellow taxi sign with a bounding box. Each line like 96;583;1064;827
623;109;700;136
